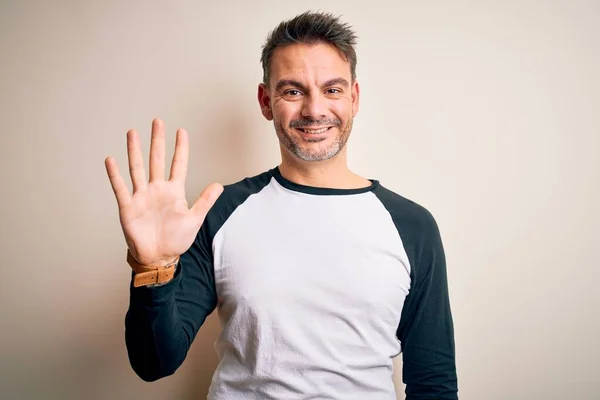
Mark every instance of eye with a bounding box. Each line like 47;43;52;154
284;89;302;97
325;88;342;95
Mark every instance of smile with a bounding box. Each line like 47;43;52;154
296;127;332;134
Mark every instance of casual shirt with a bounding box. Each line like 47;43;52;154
125;166;458;399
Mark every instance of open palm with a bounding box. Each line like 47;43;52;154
105;119;223;266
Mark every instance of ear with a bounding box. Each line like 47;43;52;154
258;83;273;121
351;80;360;117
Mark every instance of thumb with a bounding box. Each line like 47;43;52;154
191;182;224;221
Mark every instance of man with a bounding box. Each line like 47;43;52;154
105;11;458;400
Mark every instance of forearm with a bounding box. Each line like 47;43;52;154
125;270;190;382
404;356;457;399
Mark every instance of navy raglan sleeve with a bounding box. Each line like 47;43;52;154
124;219;217;382
397;210;458;399
373;185;457;399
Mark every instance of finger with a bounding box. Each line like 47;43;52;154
149;118;166;182
169;128;188;182
127;129;147;192
191;183;224;222
105;156;132;208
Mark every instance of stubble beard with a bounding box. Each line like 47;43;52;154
274;117;353;162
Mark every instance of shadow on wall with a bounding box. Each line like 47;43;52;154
181;79;260;189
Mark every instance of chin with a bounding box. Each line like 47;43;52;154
293;143;343;162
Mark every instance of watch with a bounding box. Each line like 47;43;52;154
127;250;179;288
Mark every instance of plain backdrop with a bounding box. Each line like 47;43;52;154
1;1;598;399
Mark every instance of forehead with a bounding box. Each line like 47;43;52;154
269;43;351;86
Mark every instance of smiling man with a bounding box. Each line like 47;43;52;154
112;10;458;400
260;44;356;166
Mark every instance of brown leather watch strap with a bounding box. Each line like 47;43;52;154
127;250;179;288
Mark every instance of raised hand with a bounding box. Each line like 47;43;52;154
105;119;223;266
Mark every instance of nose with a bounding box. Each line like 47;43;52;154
301;92;327;120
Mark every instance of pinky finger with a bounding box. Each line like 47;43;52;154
105;156;132;209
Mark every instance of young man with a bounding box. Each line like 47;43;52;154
105;11;458;400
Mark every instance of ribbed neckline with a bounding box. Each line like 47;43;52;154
270;166;379;196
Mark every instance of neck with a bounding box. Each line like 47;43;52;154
278;148;370;189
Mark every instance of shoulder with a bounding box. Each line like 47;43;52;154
372;184;446;280
202;168;275;235
371;183;440;239
220;169;274;201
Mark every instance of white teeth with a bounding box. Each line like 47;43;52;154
300;127;329;134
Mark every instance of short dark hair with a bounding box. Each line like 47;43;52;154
260;11;358;85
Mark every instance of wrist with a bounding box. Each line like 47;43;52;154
129;252;178;268
145;256;178;267
127;250;180;287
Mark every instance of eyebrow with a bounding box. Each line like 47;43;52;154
274;77;350;92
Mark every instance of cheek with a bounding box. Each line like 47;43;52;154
331;101;353;121
272;103;299;123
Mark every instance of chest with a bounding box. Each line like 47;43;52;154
212;196;411;328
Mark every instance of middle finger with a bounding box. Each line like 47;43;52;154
149;118;166;182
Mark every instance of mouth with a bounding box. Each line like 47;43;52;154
295;126;333;134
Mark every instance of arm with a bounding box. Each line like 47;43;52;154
105;119;223;382
397;212;458;399
124;224;217;382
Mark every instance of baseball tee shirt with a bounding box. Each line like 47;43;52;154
125;166;457;399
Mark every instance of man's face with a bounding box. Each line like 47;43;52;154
258;43;359;162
